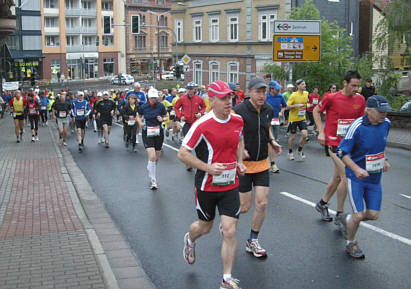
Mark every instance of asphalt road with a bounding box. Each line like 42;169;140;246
66;123;411;289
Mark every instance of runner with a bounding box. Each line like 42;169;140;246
178;80;246;289
39;91;49;126
338;95;391;259
127;82;147;143
174;82;206;170
314;70;366;226
122;94;139;152
8;90;26;143
137;88;168;190
72;91;91;152
52;92;71;146
89;91;99;132
307;86;321;137
95;91;116;148
286;79;310;161
265;80;287;173
233;77;282;259
282;84;294;127
94;92;104;144
27;92;40;142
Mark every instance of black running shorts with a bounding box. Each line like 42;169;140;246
289;120;307;134
195;187;240;222
75;119;87;130
101;118;112;126
13;114;24;120
142;128;164;151
239;169;270;193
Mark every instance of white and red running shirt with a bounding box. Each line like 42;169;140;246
182;110;244;192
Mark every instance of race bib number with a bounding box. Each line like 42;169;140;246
59;111;67;118
271;118;280;126
29;109;36;115
337;119;355;137
128;116;136;126
366;152;385;174
313;98;319;105
41;106;47;110
212;162;237;186
147;126;160;137
77;109;84;116
297;108;306;117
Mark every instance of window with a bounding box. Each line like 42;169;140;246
82;1;91;9
66;17;77;28
44;0;57;8
45;36;60;47
103;58;114;76
259;12;277;41
228;15;238;42
193;61;203;86
22;36;42;50
102;35;114;46
103;16;112;34
159;15;168;26
134;33;146;50
209;61;220;84
5;35;20;50
101;1;113;11
193;18;202;42
65;0;76;9
45;17;58;28
82;18;93;27
227;62;239;84
82;36;94;46
66;36;77;46
175;19;183;43
158;0;164;5
159;32;168;48
209;16;219;42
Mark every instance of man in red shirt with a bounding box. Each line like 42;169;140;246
313;70;366;230
178;80;246;289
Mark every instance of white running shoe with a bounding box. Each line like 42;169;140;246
246;239;267;258
296;151;306;162
287;152;294;161
35;136;39;141
150;179;158;190
183;232;196;265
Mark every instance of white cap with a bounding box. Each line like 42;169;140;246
134;82;141;88
287;84;294;88
97;92;102;97
103;91;109;95
147;88;159;98
78;91;84;96
83;89;88;93
178;88;186;93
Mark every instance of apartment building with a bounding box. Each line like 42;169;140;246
124;0;172;77
41;0;120;82
171;0;289;90
3;0;42;82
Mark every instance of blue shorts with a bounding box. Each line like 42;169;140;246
347;178;382;213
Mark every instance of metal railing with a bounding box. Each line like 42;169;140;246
65;8;97;17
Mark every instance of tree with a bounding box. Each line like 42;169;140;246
264;63;289;82
287;0;354;93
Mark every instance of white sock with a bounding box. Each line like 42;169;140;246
223;274;232;282
346;214;351;223
93;120;97;130
147;161;156;180
346;240;355;245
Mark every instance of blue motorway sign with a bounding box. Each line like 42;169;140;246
277;37;303;43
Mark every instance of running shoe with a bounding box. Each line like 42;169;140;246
246;239;267;258
220;278;241;289
150;179;158;190
296;151;306;162
135;138;139;144
315;201;333;222
35;136;39;141
16;138;20;143
271;163;280;173
78;144;83;153
133;146;137;153
63;142;67;146
346;241;365;259
183;232;196;265
125;141;129;148
335;213;348;238
31;136;35;142
287;152;294;161
105;143;110;149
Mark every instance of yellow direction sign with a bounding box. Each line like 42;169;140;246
273;35;320;62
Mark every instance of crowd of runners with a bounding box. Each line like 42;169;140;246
2;71;392;289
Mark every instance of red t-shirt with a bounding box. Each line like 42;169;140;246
318;91;366;146
182;111;244;192
307;93;321;112
27;100;39;116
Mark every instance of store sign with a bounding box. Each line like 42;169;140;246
3;81;19;91
273;20;321;62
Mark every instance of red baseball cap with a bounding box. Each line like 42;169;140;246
208;80;233;98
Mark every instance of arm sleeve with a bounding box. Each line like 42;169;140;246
199;98;206;114
318;93;331;113
182;123;203;150
174;98;182;119
86;102;91;116
337;126;358;158
286;93;295;106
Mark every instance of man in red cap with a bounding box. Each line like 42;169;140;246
178;80;246;289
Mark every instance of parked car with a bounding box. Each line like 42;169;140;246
399;101;411;112
161;71;174;80
111;73;135;85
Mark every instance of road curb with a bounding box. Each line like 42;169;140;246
387;141;411;151
48;125;155;289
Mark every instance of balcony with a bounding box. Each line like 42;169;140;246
66;45;98;52
44;8;59;15
66;27;97;34
44;26;59;34
0;15;17;40
65;9;97;17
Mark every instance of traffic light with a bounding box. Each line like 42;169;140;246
131;15;140;34
103;16;111;34
173;64;183;79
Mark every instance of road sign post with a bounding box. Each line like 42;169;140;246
273;20;321;62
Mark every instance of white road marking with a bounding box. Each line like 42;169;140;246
400;194;411;200
280;191;411;246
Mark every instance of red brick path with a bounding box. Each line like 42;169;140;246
0;158;83;239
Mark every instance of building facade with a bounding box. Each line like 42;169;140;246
124;0;172;77
291;0;360;57
3;0;42;82
171;0;289;90
40;0;120;82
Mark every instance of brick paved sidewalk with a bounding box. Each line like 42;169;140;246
0;118;106;289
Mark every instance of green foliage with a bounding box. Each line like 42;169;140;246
264;63;289;81
287;0;354;93
353;52;374;84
